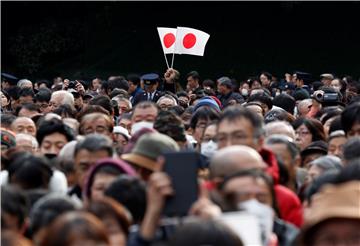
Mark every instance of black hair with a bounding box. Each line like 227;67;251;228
272;94;296;115
35;88;52;103
335;159;360;183
15;103;41;116
8;153;53;190
177;91;189;99
109;89;129;99
53;104;77;118
292;117;326;142
260;71;273;81
89;95;113;116
1;185;29;230
168;105;185;116
319;106;343;125
247;76;260;88
328;116;343;135
19;87;35;98
126;74;141;86
104;175;146;224
202;79;216;89
29;194;77;238
154;110;186;142
36;79;51;89
247;93;273;111
100;80;109;95
36;118;75;146
108;78;129;92
218;105;264;138
343;137;360;163
74;134;113;158
341;102;360;136
186;71;200;80
168;219;244;246
0;113;17;128
190;106;220;130
6;86;20;100
220;168;280;217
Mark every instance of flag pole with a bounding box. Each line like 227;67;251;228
163;52;170;69
170;52;175;68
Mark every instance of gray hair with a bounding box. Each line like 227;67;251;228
17;79;33;88
309;155;343;172
265;134;299;160
51;90;75;106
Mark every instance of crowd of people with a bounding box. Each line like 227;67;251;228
1;68;360;246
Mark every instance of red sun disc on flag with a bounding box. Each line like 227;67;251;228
163;33;176;48
183;33;196;49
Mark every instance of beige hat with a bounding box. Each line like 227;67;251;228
121;132;179;171
320;73;334;80
299;181;360;244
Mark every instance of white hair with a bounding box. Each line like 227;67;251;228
265;120;296;140
17;79;33;88
15;133;39;149
157;95;177;106
112;96;132;110
51;90;75;106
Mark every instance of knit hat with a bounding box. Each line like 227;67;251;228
121;132;179;171
1;128;16;150
193;96;221;112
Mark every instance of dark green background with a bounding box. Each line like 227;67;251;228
2;2;360;82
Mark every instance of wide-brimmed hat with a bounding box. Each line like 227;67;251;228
121;132;179;171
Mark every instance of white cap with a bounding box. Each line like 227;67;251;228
113;126;131;140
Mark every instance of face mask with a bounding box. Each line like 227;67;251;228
44;153;57;160
241;88;249;96
200;140;218;158
275;91;281;96
238;199;274;246
131;121;154;135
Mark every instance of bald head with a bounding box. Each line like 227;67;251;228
210;145;266;179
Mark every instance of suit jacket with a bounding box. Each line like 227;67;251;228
133;90;162;106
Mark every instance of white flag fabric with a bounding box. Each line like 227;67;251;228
174;27;210;56
157;27;178;54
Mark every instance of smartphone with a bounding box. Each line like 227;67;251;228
162;151;199;217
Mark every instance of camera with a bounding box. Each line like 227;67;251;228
313;90;339;103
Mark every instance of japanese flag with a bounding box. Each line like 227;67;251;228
174;27;210;56
157;27;178;54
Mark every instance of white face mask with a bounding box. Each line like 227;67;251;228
131;121;154;135
238;199;274;246
241;88;249;96
200;140;218;158
275;91;281;96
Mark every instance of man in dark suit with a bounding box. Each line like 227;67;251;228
133;73;162;106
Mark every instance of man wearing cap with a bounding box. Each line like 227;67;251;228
133;73;162;106
320;73;334;86
217;76;244;108
1;73;18;91
122;132;179;181
298;181;360;246
293;72;311;98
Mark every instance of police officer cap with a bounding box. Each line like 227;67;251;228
1;73;18;82
141;73;159;85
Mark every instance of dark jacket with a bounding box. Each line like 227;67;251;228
273;218;299;246
217;91;244;108
132;90;162;106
